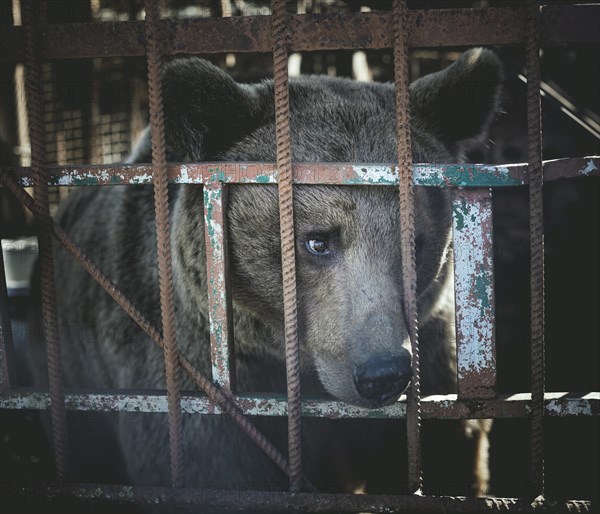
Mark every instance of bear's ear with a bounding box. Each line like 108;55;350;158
162;58;269;161
409;48;503;153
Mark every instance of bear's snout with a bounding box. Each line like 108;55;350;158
352;349;413;406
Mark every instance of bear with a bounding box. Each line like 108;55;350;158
28;47;502;495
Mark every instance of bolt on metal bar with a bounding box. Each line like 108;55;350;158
271;0;304;493
144;0;185;488
452;189;497;400
21;0;69;481
392;0;422;494
204;182;234;390
526;0;545;499
0;250;16;390
0;171;318;491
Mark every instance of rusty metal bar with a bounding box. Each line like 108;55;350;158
0;171;311;487
2;5;599;60
452;189;497;400
527;0;545;499
272;0;303;493
21;0;69;481
144;0;185;488
2;390;598;419
203;182;234;389
7;157;599;188
0;249;16;390
393;0;422;495
9;483;593;513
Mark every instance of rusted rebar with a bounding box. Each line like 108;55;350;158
526;0;545;499
143;0;185;488
22;0;69;481
271;0;304;493
392;0;422;494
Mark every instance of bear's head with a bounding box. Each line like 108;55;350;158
158;49;502;408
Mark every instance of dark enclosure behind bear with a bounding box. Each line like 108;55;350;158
28;48;502;494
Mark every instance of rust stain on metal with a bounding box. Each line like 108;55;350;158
3;6;599;60
7;157;598;187
23;482;594;512
452;189;497;399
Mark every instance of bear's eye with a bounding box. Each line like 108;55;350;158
305;238;330;255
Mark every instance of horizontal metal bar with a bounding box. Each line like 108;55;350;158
1;390;597;419
5;482;592;512
452;189;497;400
1;5;598;61
5;156;598;188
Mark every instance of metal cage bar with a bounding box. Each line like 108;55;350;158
526;0;546;499
21;0;69;481
392;0;422;494
2;5;598;60
143;0;185;488
271;0;304;493
452;189;497;400
2;390;597;419
204;182;234;389
8;157;600;188
8;482;594;513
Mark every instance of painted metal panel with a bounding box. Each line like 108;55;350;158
203;182;233;390
452;188;496;399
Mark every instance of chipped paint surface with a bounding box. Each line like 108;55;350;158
203;182;232;389
578;158;598;176
452;189;496;399
348;165;398;184
8;156;599;188
0;391;597;418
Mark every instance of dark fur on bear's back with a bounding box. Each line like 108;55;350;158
32;49;502;492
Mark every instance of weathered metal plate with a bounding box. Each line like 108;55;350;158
203;183;233;390
8;156;599;188
1;390;597;419
452;189;496;399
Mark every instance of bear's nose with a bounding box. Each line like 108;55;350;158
353;351;412;406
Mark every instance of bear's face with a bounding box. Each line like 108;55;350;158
163;49;502;407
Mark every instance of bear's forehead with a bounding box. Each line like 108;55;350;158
224;77;449;164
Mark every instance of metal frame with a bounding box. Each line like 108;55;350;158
1;0;598;511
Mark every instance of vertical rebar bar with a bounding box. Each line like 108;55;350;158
271;0;303;493
392;0;422;494
526;0;545;499
22;0;69;481
144;0;185;488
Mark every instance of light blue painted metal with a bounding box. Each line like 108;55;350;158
452;188;497;399
203;182;233;390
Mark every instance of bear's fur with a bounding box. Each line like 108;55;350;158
29;48;502;493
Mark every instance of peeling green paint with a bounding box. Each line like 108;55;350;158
453;198;468;230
